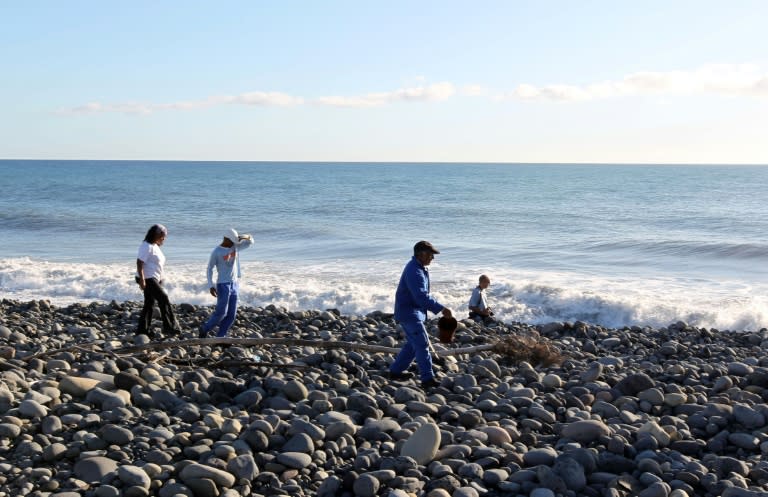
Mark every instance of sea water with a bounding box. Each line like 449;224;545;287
1;160;767;331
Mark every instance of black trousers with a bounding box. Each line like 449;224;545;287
138;278;179;334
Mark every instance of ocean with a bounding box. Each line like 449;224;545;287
1;160;767;331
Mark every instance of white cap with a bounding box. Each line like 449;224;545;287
224;228;239;243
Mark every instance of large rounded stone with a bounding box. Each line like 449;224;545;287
117;466;151;489
74;456;119;483
59;376;101;397
227;454;259;481
401;423;440;465
276;452;312;469
179;463;236;488
616;373;654;396
561;420;610;444
353;473;380;497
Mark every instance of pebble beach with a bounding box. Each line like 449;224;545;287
2;298;768;497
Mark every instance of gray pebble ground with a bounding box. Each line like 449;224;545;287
2;298;768;497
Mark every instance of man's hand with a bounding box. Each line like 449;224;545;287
209;287;217;297
442;308;453;319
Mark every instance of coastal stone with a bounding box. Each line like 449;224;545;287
478;358;501;378
59;376;101;396
86;387;129;409
561;420;610;444
227;454;259;481
664;392;688;407
713;376;734;392
18;399;48;417
42;415;63;434
722;488;768;497
401;423;440;464
554;454;587;491
523;447;558;466
317;475;343;496
353;473;380;497
639;388;665;405
530;488;556;497
728;432;760;450
101;424;134;444
480;426;511;445
483;468;509;486
542;373;563;388
117;466;151;489
284;379;308;401
184;477;218;497
114;372;147;390
426;490;452;497
616;373;655;396
728;362;753;376
639;481;671;497
94;485;121;497
282;433;314;453
581;362;603;382
529;405;557;424
733;404;766;429
180;463;236;487
158;482;193;497
46;358;71;372
638;420;671;446
276;451;312;469
0;423;22;438
592;400;620;418
73;456;118;483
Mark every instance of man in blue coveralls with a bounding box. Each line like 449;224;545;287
389;240;453;389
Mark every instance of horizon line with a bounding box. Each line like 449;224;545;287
2;158;768;167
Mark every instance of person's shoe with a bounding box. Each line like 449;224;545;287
388;371;414;381
198;326;208;339
421;377;440;389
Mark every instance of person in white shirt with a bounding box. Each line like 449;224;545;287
136;224;180;337
468;274;495;324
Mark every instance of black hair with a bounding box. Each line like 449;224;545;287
143;224;167;243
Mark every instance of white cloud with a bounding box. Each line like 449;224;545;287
60;91;304;115
63;102;155;115
461;84;490;97
229;92;304;106
315;82;456;108
501;64;768;102
59;64;768;116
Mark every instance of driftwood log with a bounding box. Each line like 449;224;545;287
21;335;562;367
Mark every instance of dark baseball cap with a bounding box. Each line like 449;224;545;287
414;240;440;254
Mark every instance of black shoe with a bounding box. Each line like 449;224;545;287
165;328;181;336
198;326;208;339
421;377;440;389
388;371;414;381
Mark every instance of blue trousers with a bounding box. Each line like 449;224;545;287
202;282;239;337
390;320;434;381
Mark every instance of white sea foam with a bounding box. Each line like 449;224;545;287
2;257;766;331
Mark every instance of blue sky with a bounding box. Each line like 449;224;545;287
2;1;767;163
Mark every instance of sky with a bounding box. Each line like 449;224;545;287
2;1;767;164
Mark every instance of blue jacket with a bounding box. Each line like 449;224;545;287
394;256;444;323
